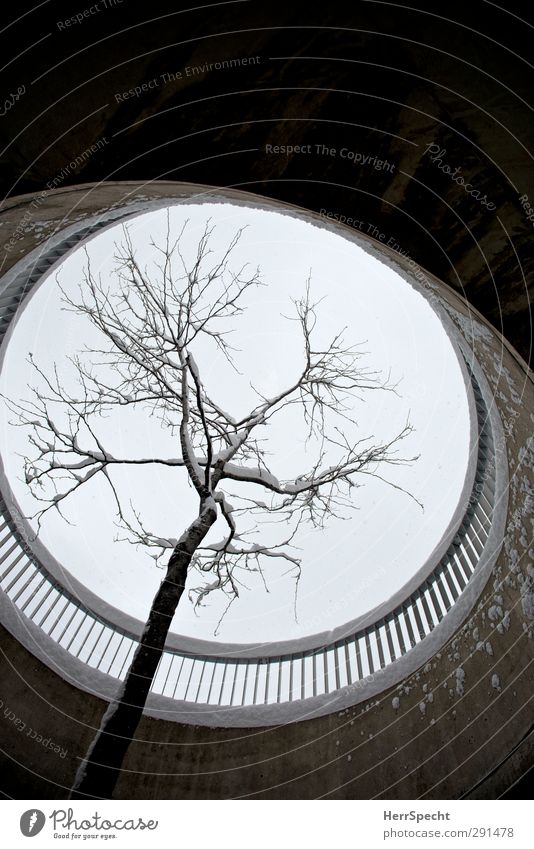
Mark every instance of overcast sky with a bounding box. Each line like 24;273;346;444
0;203;471;644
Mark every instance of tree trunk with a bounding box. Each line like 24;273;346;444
70;499;217;799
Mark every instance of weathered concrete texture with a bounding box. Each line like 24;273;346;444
1;2;532;365
0;182;532;799
0;623;103;799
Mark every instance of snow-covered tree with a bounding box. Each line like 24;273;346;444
5;216;418;798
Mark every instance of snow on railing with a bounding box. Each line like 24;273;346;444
0;213;497;707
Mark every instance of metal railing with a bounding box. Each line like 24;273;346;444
0;211;498;707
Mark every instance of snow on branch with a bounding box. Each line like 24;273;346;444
4;218;420;630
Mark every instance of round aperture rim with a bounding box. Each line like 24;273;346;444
0;194;478;659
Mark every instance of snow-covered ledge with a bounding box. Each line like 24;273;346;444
0;186;507;724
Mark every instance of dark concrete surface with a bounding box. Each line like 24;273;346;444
0;1;532;363
0;0;533;798
0;182;532;800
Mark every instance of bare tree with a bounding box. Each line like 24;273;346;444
4;216;419;799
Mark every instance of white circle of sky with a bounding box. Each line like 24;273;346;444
0;203;471;644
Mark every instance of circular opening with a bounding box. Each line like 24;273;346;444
0;202;472;645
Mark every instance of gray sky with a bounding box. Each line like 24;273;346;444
0;203;471;643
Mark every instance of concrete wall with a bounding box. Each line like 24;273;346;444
0;182;532;799
2;2;532;367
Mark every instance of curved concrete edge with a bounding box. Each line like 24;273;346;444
0;584;123;705
0;188;479;659
140;339;509;726
0;331;507;727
